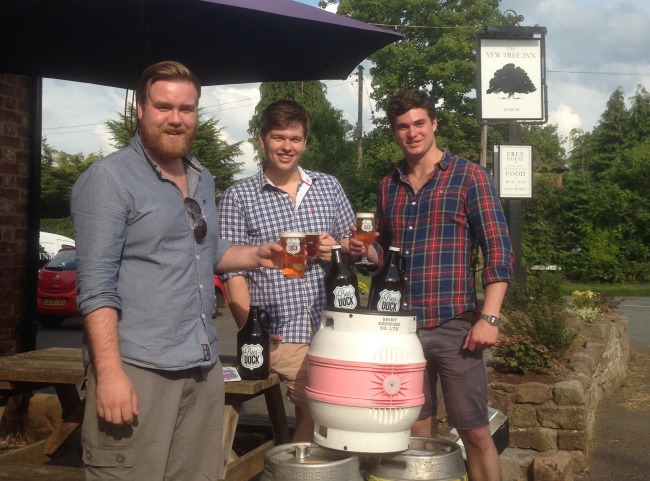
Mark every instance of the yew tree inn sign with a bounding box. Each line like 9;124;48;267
476;22;548;123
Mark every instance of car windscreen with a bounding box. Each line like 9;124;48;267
44;249;76;271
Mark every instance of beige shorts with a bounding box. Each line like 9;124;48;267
270;342;310;408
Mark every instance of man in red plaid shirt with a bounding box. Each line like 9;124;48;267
350;89;512;481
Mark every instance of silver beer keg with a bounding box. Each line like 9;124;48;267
366;437;467;481
261;442;364;481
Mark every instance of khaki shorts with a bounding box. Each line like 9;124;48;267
270;342;310;408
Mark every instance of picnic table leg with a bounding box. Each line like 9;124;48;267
43;384;84;456
263;384;291;445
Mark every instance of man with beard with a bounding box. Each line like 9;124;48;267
71;61;283;481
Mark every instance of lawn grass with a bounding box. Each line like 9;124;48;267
559;281;650;297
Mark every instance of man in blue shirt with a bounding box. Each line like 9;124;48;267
71;61;282;481
218;100;355;441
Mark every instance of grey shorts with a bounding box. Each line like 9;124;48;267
417;318;489;430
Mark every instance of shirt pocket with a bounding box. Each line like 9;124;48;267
432;187;468;227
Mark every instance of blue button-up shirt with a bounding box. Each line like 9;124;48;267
217;168;355;343
71;134;231;370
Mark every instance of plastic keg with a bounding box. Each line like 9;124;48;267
260;442;363;481
306;308;426;453
366;437;468;481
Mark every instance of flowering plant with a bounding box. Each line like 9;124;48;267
574;307;601;323
571;290;601;310
493;335;554;374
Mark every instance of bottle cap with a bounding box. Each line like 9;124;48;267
332;245;342;250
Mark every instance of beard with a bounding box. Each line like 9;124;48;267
140;122;196;163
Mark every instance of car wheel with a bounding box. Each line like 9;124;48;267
38;315;65;328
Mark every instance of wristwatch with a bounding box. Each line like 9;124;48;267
479;313;500;326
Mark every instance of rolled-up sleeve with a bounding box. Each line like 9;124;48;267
466;166;513;286
216;187;247;280
71;165;128;315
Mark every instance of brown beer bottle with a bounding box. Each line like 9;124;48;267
325;245;360;310
236;303;270;380
368;246;406;312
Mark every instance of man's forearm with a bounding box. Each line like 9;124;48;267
224;276;251;328
84;306;123;379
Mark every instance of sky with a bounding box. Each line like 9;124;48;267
41;0;650;179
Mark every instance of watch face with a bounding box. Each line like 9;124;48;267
481;314;499;326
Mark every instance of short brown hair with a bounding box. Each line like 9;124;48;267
259;100;309;139
136;61;201;106
386;89;437;130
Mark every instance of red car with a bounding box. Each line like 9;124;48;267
37;247;228;328
37;247;79;328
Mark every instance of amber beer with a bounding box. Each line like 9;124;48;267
305;232;320;258
354;213;375;246
280;232;306;278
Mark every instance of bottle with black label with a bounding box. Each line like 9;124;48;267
368;246;406;312
325;245;360;310
236;303;270;380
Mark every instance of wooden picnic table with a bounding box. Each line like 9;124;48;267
0;348;290;481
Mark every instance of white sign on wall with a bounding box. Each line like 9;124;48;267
496;144;532;198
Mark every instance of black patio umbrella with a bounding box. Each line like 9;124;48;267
1;0;402;88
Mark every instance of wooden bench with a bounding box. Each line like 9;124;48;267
0;464;85;481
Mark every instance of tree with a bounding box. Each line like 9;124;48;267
105;104;244;198
520;124;566;173
40;138;98;219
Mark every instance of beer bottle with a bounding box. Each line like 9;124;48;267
236;303;270;380
368;246;406;312
325;245;360;310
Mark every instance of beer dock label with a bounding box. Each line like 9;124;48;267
376;289;401;312
332;285;358;309
360;218;374;232
285;237;302;255
240;343;264;370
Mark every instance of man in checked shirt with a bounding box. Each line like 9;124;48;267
217;100;355;441
349;89;512;481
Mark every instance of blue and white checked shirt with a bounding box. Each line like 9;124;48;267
218;168;355;343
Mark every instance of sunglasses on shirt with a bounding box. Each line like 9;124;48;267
183;197;207;242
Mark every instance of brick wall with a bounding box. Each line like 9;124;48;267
0;73;32;355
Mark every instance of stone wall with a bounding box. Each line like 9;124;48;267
491;312;629;481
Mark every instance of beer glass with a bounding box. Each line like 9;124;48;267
305;232;320;258
280;232;306;278
354;213;375;265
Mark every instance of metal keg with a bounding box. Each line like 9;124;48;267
366;438;467;481
261;442;364;481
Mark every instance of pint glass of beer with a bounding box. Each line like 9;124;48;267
305;232;320;258
280;232;306;278
354;213;375;265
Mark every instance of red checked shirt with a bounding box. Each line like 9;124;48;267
375;152;512;328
